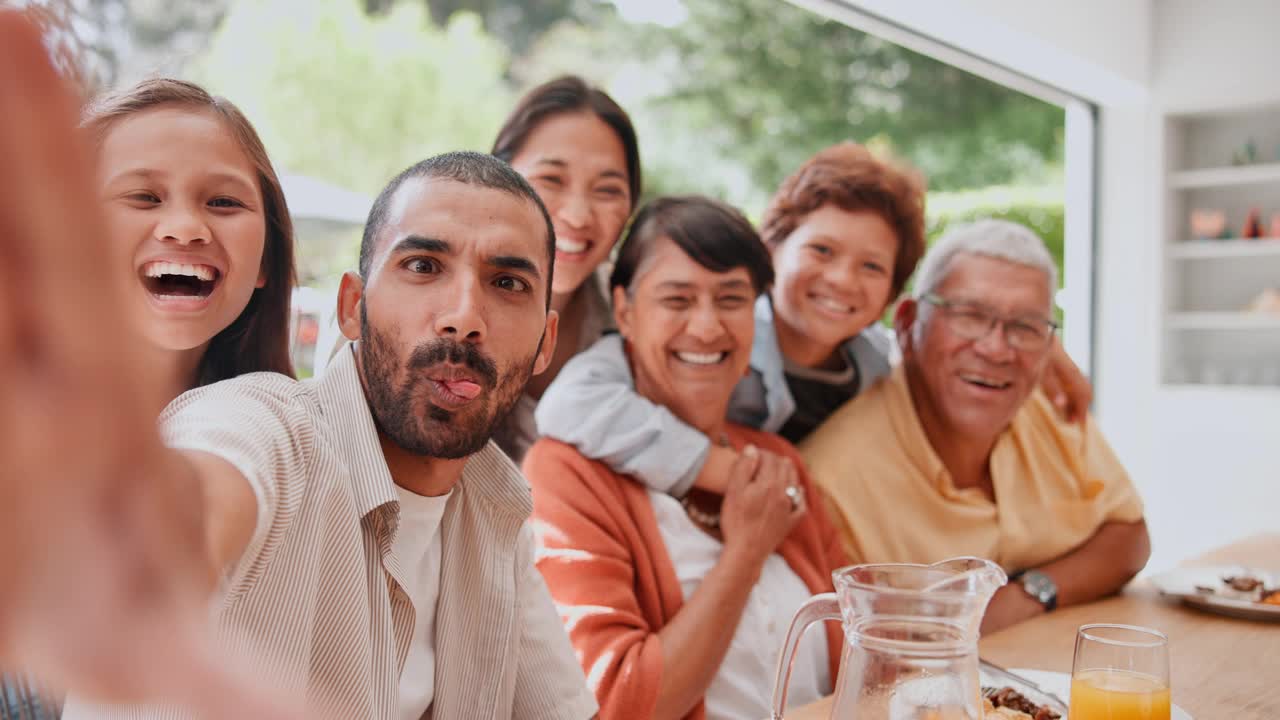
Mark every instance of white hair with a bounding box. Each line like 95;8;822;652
909;219;1058;344
912;219;1058;301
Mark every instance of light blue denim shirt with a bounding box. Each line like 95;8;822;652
533;295;893;496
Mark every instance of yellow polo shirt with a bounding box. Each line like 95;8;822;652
800;366;1144;572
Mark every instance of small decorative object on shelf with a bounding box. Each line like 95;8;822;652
1232;137;1260;165
1247;288;1280;315
1190;208;1227;240
1243;208;1265;238
1270;213;1280;238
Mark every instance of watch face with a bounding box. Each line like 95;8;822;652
1022;571;1057;606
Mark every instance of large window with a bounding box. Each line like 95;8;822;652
27;0;1094;371
787;0;1096;373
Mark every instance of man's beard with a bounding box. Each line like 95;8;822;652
358;309;538;459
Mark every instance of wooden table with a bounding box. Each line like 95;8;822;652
785;534;1280;719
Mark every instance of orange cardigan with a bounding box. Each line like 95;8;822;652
524;424;849;720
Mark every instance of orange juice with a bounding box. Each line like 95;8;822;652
1070;668;1171;719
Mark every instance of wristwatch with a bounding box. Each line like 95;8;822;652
1015;569;1058;611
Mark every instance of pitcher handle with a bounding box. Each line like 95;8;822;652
769;592;841;719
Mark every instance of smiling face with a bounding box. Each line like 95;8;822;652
899;253;1054;442
508;111;632;299
98;106;266;356
769;204;898;366
613;237;756;436
342;177;557;459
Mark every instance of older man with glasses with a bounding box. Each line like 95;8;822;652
801;219;1149;634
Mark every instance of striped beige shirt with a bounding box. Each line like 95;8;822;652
63;345;596;720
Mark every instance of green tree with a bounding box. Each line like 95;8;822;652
20;0;232;92
365;0;584;57
505;0;1063;200
193;0;513;196
623;0;1063;194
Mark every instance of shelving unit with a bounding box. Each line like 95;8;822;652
1169;162;1280;189
1166;312;1280;330
1170;238;1280;259
1162;105;1280;387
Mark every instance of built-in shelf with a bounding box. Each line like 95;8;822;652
1162;382;1280;393
1163;107;1280;389
1170;238;1280;258
1169;162;1280;189
1167;311;1280;330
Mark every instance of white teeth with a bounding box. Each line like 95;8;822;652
143;261;216;281
556;238;588;254
960;374;1010;389
675;351;725;366
813;295;853;314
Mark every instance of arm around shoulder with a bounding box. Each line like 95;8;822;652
534;336;710;496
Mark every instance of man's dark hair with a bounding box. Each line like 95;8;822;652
360;151;556;305
610;196;774;296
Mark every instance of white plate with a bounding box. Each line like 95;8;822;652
1148;565;1280;622
1009;668;1192;720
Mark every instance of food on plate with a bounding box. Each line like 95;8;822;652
1192;572;1279;604
1224;574;1263;593
982;699;1032;719
982;686;1061;720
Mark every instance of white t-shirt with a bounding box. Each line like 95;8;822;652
392;486;451;720
647;490;831;720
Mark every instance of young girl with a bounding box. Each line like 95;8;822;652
534;142;1089;496
2;74;298;717
83;77;297;401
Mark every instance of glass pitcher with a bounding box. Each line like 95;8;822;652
770;557;1006;719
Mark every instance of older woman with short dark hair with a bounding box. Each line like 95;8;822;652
524;196;849;720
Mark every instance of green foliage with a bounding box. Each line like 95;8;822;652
422;0;586;55
180;0;1069;289
23;0;232;92
926;185;1065;285
193;0;514;196
583;0;1063;197
870;186;1065;326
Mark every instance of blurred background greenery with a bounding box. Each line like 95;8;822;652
26;0;1065;334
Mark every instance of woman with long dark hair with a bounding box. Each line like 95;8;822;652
488;75;641;461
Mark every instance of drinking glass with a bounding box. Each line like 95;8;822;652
1070;624;1171;720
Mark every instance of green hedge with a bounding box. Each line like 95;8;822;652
882;184;1065;326
925;184;1065;284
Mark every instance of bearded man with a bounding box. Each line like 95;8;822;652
62;152;597;720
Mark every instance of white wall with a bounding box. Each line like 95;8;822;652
1154;0;1280;112
1143;0;1280;569
949;0;1151;89
844;0;1150;104
847;0;1278;570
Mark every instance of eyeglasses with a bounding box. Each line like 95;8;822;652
921;293;1058;352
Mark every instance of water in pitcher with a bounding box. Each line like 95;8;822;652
771;557;1006;720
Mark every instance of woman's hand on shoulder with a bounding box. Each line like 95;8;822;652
720;446;805;567
1041;337;1092;423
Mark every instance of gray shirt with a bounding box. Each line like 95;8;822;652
493;273;614;464
533;295;893;496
